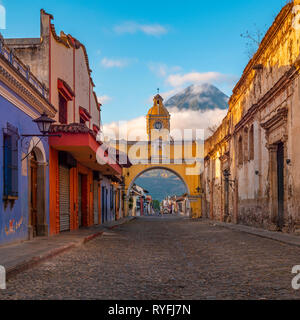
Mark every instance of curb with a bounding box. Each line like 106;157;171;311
83;231;104;244
6;243;78;280
6;217;135;280
108;217;136;229
209;220;300;249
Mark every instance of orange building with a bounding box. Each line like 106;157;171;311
5;10;126;234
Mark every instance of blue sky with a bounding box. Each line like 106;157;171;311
0;0;286;124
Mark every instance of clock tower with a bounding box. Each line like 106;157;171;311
146;93;170;141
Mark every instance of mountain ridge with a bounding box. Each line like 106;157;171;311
165;83;229;111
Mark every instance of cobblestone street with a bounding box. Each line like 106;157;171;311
1;216;300;300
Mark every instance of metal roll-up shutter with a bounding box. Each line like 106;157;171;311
93;180;99;225
78;175;82;227
59;164;70;232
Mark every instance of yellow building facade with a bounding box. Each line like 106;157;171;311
113;94;203;218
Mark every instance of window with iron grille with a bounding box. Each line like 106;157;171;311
3;123;19;199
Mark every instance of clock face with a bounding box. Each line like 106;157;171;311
154;121;163;130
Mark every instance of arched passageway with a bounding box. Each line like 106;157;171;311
127;166;190;197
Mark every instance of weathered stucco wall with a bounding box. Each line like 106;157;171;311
204;1;300;233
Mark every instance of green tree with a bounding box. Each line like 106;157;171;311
152;200;160;211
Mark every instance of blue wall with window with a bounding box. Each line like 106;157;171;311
0;83;50;245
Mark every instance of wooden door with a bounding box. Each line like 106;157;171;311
30;153;38;237
78;174;82;227
277;142;284;230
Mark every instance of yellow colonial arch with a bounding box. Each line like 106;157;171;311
122;161;202;218
111;92;203;218
125;165;191;196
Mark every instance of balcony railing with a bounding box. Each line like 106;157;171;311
0;36;49;100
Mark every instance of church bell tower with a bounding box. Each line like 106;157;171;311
146;93;170;141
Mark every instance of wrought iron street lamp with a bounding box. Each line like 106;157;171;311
21;112;61;160
22;112;60;138
223;169;236;221
34;112;55;135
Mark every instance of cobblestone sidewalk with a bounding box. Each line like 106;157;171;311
0;217;134;279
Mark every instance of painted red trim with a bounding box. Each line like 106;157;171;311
93;124;100;135
49;19;51;103
58;79;75;101
49;133;122;175
73;47;76;122
79;107;91;122
89;80;91;129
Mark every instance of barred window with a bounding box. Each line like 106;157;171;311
3;123;19;198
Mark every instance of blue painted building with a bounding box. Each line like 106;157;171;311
0;36;56;245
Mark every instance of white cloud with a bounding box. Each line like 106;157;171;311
103;107;227;141
149;63;168;77
148;63;182;78
114;22;168;36
103;116;148;141
101;58;129;68
166;72;237;88
98;95;112;104
168;107;227;138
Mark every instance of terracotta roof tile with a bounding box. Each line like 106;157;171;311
50;123;97;139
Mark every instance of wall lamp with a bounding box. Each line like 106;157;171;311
21;112;61;160
223;169;236;188
22;112;60;138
